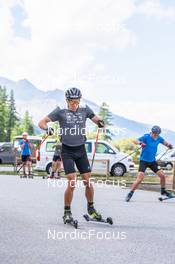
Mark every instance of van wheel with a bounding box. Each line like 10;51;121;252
46;163;52;175
111;163;126;176
165;162;173;170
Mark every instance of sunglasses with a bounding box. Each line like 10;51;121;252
68;99;80;105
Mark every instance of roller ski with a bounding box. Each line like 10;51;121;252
83;203;113;225
158;189;175;201
28;173;34;179
63;208;78;229
43;172;60;179
20;173;27;178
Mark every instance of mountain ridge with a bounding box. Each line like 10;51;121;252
0;75;175;143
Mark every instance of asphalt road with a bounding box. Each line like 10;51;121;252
0;175;175;264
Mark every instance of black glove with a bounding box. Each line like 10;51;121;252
139;142;146;148
168;144;173;149
97;120;105;128
44;126;54;136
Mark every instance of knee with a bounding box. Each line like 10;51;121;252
82;173;92;188
67;174;77;191
137;172;144;183
157;170;165;178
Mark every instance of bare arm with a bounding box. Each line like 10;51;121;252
163;140;173;149
133;139;141;145
38;116;51;130
91;115;100;125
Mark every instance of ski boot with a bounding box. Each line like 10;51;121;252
63;207;78;228
28;172;33;178
20;172;27;178
87;203;102;221
125;191;134;202
161;188;174;198
84;202;113;225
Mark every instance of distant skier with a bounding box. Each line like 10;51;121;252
49;141;62;179
38;87;105;223
125;126;174;202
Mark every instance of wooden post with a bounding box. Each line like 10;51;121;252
173;161;175;190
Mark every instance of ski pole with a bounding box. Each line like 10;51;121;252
156;148;171;162
17;163;24;173
35;133;50;152
91;128;100;171
116;146;142;164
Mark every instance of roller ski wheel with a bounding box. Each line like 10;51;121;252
20;175;27;178
83;214;113;225
63;214;78;229
106;217;113;225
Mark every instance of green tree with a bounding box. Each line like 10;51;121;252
98;102;113;141
99;102;113;126
11;110;34;137
0;86;8;141
21;110;34;135
113;138;141;164
6;90;19;141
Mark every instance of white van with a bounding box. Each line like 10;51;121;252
35;139;135;176
156;149;175;170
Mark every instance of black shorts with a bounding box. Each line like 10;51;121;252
139;160;160;173
61;144;91;175
53;155;61;162
22;155;31;162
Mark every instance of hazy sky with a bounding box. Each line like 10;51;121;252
0;0;175;130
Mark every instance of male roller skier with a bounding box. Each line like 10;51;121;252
38;87;105;222
20;132;33;177
126;125;174;202
49;142;62;179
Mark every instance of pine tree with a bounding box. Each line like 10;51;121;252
21;110;34;135
99;102;113;126
11;111;35;138
6;90;19;141
0;86;8;141
98;102;113;141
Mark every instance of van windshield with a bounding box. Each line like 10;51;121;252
46;141;57;152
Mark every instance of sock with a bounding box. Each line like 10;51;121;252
130;191;134;195
64;206;71;212
88;202;94;208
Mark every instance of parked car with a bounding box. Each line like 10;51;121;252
156;149;175;170
0;142;16;165
13;136;42;164
35;139;135;176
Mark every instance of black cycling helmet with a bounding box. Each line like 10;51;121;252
151;125;161;135
65;87;82;100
